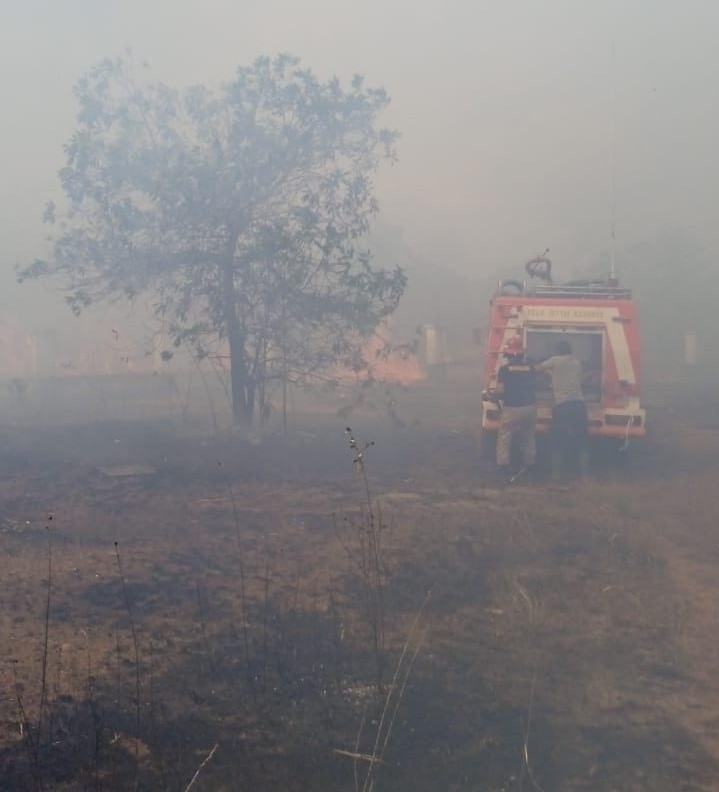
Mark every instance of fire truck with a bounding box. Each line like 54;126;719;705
481;253;646;447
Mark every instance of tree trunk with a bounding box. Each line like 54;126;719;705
222;242;251;425
281;298;288;437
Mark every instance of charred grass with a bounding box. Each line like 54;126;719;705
0;417;718;790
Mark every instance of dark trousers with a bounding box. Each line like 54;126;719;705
551;400;588;476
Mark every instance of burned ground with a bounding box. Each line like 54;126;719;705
0;391;718;791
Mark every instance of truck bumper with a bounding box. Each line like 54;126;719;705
481;405;647;438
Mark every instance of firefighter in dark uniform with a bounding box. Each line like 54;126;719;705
494;335;537;478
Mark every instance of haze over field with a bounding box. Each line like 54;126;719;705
0;0;718;388
3;0;718;291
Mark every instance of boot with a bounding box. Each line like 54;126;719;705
493;465;512;486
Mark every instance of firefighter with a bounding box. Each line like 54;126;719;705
535;339;589;478
494;335;537;479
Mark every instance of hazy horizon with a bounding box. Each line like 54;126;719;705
2;0;718;324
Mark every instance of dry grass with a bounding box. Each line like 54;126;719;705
0;414;718;789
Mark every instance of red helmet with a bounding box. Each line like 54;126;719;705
502;335;525;356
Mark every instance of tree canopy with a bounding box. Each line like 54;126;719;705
21;54;406;423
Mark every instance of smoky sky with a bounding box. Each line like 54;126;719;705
1;0;718;320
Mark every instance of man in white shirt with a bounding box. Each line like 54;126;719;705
535;339;589;478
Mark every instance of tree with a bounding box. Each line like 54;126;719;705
21;54;406;424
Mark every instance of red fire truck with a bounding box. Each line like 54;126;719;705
481;254;646;447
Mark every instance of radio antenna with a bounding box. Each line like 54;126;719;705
609;41;617;282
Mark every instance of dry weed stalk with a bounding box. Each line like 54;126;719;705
342;427;387;692
38;518;53;751
217;461;253;683
12;659;42;791
11;516;56;791
359;589;432;792
183;742;219;792
261;557;272;692
113;541;141;785
81;629;104;791
519;673;545;792
336;589;432;792
353;711;366;791
148;638;157;741
194;579;216;680
326;575;345;695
